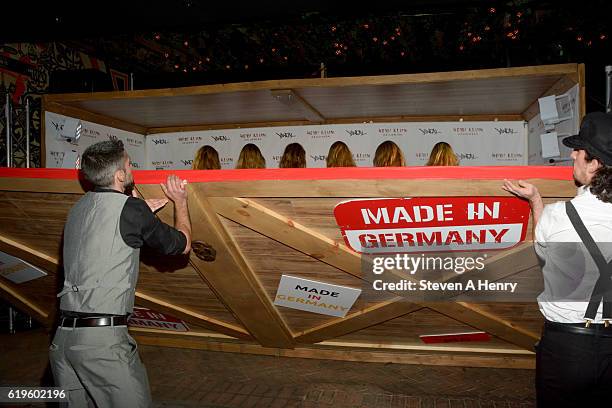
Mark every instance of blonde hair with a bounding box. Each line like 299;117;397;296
192;145;221;170
279;143;306;168
373;141;405;167
236;143;266;169
326;141;356;167
426;142;459;166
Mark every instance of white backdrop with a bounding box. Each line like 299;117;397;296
45;112;146;169
146;121;527;170
44;112;527;169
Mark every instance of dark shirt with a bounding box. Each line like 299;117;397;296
62;187;186;318
94;187;187;255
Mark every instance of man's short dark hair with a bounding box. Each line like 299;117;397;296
81;140;126;187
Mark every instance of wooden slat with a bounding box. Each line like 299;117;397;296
132;328;535;369
521;74;578;121
0;276;52;325
135;290;250;339
426;302;539;351
0;235;60;273
46;64;578;103
44;100;147;135
138;184;295;348
0;177;84;194
295;299;422;343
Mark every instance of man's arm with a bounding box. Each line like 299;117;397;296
502;179;544;225
161;175;192;254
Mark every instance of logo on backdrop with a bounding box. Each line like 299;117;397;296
276;131;296;139
220;157;234;165
378;127;408;137
415;152;429;160
126;137;143;147
181;159;193;167
131;161;141;169
418;128;442;135
334;197;531;254
494;128;518;135
491;153;523;162
82;128;100;138
457;152;478;161
240;132;266;142
211;135;230;142
151;138;169;146
310;154;327;162
453;127;484;137
353;152;371;164
346;129;367;137
178;136;203;145
152;160;174;170
307;129;335;139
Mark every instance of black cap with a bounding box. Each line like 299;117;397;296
562;112;612;165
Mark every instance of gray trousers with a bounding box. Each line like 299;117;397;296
49;325;152;408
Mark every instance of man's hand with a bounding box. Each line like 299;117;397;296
160;175;188;203
502;179;540;201
131;189;168;213
502;179;544;225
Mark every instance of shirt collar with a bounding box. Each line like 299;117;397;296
93;187;124;194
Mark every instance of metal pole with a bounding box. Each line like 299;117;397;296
25;97;30;168
8;306;14;334
130;73;134;91
5;93;10;167
606;65;612;113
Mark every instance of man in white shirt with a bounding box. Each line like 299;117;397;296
503;112;612;407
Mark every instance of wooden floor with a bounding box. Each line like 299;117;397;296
1;328;535;408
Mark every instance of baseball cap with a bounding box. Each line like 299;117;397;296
562;112;612;165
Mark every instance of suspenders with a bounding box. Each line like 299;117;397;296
565;201;612;326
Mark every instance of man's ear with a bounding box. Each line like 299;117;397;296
587;158;603;175
115;168;126;184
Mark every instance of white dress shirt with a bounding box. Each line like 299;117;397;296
535;186;612;323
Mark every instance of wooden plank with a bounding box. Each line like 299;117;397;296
295;299;422;343
521;74;578;121
0;235;60;273
46;63;577;103
0;177;84;194
578;63;586;120
132;328;535;369
0;276;52;325
44;100;147;135
197;178;575;198
137;184;295;348
426;302;539;351
208;197;362;278
135;290;251;339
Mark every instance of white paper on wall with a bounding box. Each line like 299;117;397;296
45;112;146;169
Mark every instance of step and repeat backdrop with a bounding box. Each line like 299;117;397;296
45;112;527;169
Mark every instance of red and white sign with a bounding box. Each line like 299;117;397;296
419;331;491;344
334;197;530;254
128;307;189;332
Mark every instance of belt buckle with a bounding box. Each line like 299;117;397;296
585;319;592;328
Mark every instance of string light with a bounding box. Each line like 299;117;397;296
600;34;608;40
154;34;161;40
372;37;378;42
489;7;496;13
184;41;189;47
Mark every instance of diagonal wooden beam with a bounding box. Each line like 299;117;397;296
0;276;52;325
0;235;60;273
295;298;422;343
138;185;295;348
135;290;251;340
211;197;540;350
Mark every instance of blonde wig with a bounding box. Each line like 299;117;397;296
279;143;306;168
236;143;266;169
373;140;405;167
426;142;459;166
326;141;356;167
192;145;221;170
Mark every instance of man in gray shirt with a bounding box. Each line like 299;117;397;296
50;139;191;407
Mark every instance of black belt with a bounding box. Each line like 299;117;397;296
60;315;128;328
545;320;612;337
